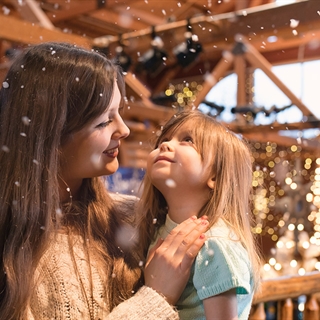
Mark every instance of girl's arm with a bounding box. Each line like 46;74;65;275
203;289;238;320
107;216;208;320
144;216;208;305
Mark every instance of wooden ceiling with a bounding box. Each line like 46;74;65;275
1;0;320;167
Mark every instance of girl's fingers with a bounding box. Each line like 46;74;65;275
144;216;208;305
160;216;208;259
180;232;206;272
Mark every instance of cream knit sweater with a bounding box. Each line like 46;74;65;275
27;233;179;320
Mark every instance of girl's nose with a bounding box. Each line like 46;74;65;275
159;141;173;152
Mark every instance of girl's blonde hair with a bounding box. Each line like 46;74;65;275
0;42;141;319
137;109;261;290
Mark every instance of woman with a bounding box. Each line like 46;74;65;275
0;42;208;319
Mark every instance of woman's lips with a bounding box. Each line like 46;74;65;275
103;146;119;158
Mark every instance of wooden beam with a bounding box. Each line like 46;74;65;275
248;0;264;8
212;0;235;14
90;8;149;33
153;65;182;95
239;36;315;118
169;1;197;20
193;52;234;107
9;0;55;29
0;14;92;48
93;0;311;45
114;6;166;26
125;72;152;106
235;0;249;11
229;120;320;134
123;102;175;123
253;272;320;304
241;132;320;152
44;1;97;23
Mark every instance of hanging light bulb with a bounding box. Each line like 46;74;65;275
113;36;132;73
135;26;167;76
173;20;202;68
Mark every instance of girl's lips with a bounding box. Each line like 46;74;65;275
155;156;174;163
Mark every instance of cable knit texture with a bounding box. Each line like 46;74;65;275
27;233;179;320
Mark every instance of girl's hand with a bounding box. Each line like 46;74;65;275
144;216;208;305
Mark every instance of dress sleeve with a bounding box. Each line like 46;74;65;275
193;237;252;301
106;286;179;320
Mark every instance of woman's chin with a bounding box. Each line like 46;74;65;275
104;161;119;176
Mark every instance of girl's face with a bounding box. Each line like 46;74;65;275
60;84;129;186
147;121;214;197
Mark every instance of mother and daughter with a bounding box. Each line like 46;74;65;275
0;42;260;319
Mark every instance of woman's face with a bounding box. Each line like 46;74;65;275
59;83;129;188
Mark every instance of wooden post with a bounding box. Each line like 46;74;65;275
249;302;266;320
304;295;319;320
234;55;247;107
238;35;315;118
193;52;234;107
279;299;293;320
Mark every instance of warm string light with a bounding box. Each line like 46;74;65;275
251;141;320;277
165;81;203;108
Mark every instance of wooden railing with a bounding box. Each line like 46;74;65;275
250;271;320;320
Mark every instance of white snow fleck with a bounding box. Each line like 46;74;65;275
165;179;176;188
290;19;299;28
1;145;9;153
2;81;9;89
22;116;31;125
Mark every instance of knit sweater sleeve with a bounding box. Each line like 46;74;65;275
29;232;179;320
28;285;179;320
106;286;179;320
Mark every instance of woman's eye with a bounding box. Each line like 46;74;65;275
119;106;125;115
97;119;113;128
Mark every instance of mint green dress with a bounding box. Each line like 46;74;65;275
151;215;254;320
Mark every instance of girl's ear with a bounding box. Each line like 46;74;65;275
207;177;215;190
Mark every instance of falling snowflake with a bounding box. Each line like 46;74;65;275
2;81;9;89
22;116;31;125
1;145;10;153
2;6;10;15
290;19;299;29
165;179;176;188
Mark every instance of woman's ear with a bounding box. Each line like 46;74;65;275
207;177;215;190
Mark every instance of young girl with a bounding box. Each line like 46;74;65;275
0;42;208;319
137;110;261;320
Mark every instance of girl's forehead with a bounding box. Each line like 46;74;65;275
169;120;194;133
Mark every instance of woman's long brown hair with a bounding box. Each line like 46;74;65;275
0;42;141;319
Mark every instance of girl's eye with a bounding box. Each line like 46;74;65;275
97;119;113;128
184;137;194;143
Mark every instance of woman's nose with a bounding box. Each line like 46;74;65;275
115;117;130;140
